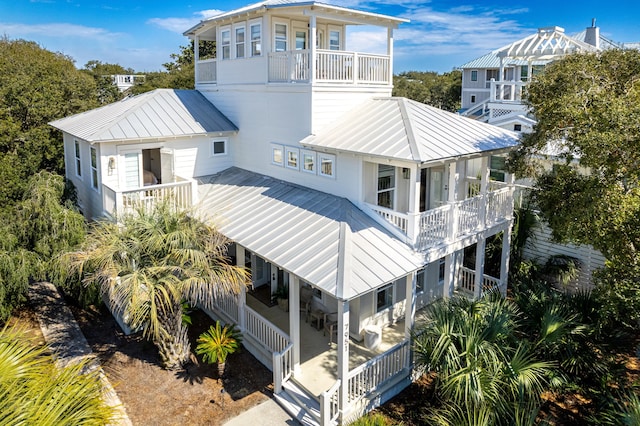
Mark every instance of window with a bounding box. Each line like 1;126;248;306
329;29;340;51
272;144;284;166
90;147;98;190
274;23;287;52
302;150;315;174
235;26;245;58
221;28;231;59
250;22;262;56
514;124;522;132
295;30;307;50
286;147;299;170
438;257;446;283
470;70;478;82
486;69;498;81
471;95;476;103
490;155;507;181
319;153;335;177
74;140;82;178
520;65;528;82
376;285;393;313
211;139;227;156
416;268;425;293
377;164;395;209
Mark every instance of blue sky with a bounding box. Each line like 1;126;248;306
2;0;638;73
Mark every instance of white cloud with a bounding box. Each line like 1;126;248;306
0;22;122;40
148;9;225;34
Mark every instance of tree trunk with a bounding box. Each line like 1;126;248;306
155;303;191;370
217;361;226;378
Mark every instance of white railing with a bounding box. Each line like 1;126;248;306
268;50;310;82
346;340;410;404
273;343;293;394
456;196;481;236
368;204;409;234
244;306;289;354
212;293;239;323
320;380;341;425
489;80;527;102
196;59;217;83
416;205;450;249
266;49;391;84
458;266;502;296
487;187;514;224
102;177;196;218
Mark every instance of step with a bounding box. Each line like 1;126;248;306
274;380;321;426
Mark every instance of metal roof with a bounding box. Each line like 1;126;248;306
49;89;238;143
184;0;407;36
459;51;548;69
300;97;519;163
197;168;422;301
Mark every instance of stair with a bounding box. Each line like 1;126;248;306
274;380;321;426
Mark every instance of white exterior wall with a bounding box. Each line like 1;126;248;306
64;134;103;220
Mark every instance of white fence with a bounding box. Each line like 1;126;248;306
244;306;289;354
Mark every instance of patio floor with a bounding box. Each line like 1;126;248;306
246;294;420;397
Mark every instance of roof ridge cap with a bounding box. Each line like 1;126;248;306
396;98;422;162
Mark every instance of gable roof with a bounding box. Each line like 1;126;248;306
496;26;597;61
197;168;422;301
300;97;519;163
49;89;237;143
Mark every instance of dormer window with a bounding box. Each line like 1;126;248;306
274;23;288;52
221;28;231;60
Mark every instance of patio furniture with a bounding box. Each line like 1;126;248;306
300;286;313;321
323;312;338;344
363;325;382;350
309;309;325;330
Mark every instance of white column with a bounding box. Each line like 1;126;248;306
474;238;486;299
235;245;246;332
404;273;416;339
289;275;301;374
310;15;317;84
479;156;489;228
338;299;350;420
387;27;394;85
444;253;454;298
194;35;200;84
406;165;421;246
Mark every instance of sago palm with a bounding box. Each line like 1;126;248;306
196;321;242;378
60;203;249;369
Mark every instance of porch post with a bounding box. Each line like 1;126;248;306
338;299;350;420
407;165;421;246
236;245;246;332
309;15;317;84
444;253;454;298
479;156;489;228
474;238;486;299
290;275;301;374
404;272;416;339
387;27;394;85
194;34;200;84
447;161;460;240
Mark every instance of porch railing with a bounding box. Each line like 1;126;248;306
346;340;411;404
244;306;289;354
458;266;502;296
102;177;197;218
320;380;341;425
212;293;239;323
368;186;514;252
273;343;294;394
489;79;527;102
268;49;391;85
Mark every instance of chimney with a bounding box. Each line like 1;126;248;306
585;18;600;49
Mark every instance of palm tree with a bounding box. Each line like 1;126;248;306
196;321;242;378
0;326;115;425
61;203;249;369
413;295;552;425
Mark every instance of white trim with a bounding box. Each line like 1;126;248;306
220;26;231;60
74;140;82;179
271;144;284;166
211;138;228;157
273;21;289;53
250;19;262;57
301;150;316;174
90;146;99;192
318;153;336;178
285;147;299;170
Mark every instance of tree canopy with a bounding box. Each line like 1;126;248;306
392;70;462;112
508;48;640;325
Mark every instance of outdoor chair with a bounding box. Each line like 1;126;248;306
300;286;313;321
323;312;338;344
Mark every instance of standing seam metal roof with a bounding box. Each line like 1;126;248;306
197;168;422;300
300;97;519;163
49;89;238;142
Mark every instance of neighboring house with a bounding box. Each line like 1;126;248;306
50;1;519;424
457;22;635;289
109;74;146;92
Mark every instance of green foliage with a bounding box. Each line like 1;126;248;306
508;48;640;330
413;295;552;424
81;60;128;104
59;203;249;369
350;412;397;426
196;321;242;366
392;70;461;112
0;37;98;207
0;326;115;424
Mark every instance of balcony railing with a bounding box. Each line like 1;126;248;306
457;266;503;296
196;58;217;83
489;79;527;102
368;186;514;252
268;49;391;85
102;177;197;218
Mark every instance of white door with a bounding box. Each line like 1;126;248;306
428;167;447;209
122;151;143;189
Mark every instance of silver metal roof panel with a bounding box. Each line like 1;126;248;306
197;168;422;301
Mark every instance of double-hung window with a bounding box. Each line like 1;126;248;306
319;153;335;178
235;26;245;58
90;147;99;190
377;164;395;209
274;23;287;52
74;140;82;178
221;28;231;59
250;22;262;56
471;70;478;82
376;285;393;313
329;29;340;50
